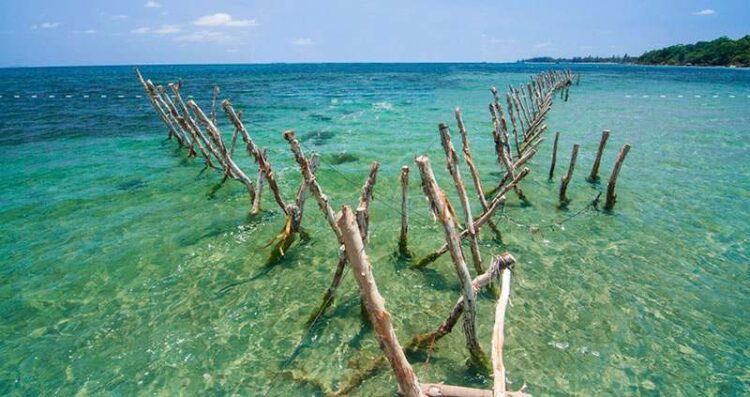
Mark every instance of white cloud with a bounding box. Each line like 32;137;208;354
153;24;181;34
32;22;61;29
111;14;129;20
692;9;715;16
84;29;97;34
131;27;151;34
534;42;552;48
290;37;313;47
146;1;160;8
194;13;256;27
174;30;229;42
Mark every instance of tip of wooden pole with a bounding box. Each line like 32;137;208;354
282;130;296;141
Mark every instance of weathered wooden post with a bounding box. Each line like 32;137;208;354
455;108;502;239
587;130;610;182
604;144;631;211
416;155;489;369
559;144;580;205
398;165;411;257
439;123;484;274
548;131;560;181
337;206;424;397
492;258;513;397
251;148;267;215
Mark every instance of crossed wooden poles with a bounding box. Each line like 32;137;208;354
135;67;630;396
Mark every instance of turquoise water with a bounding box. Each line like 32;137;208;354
1;64;748;396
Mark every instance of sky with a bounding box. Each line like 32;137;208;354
0;0;748;66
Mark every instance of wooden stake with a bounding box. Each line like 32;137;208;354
223;100;288;214
168;83;217;169
283;130;343;243
251;148;267;215
604;144;631;211
414;169;529;269
559;144;580;205
415;155;489;369
587;130;610;182
439;123;483;274
492;262;512;397
210;85;220;126
408;254;515;348
306;161;379;324
398;165;410;257
548;131;560;181
188;100;256;201
337;206;424;397
455;108;502;239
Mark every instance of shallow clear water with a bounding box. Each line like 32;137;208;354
0;63;748;396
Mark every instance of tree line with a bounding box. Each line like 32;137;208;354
522;35;750;67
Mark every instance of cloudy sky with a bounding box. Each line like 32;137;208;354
0;0;748;66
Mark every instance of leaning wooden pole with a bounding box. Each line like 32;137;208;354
283;130;343;243
548;131;560;181
306;162;380;324
439;123;484;274
187;100;256;202
559;144;580;205
251;148;267;215
398;165;411;257
604;144;631;211
223;100;288;214
587;129;610;182
337;206;424;397
492;261;512;397
455;108;502;240
416;155;489;369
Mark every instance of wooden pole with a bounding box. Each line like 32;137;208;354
492;263;512;397
455;108;503;240
210;85;220;126
283;130;343;243
304;161;378;325
548;131;560;181
439;123;484;274
337;206;424;397
398;165;411;257
168;83;217;169
604;144;631;211
188;99;256;201
415;155;489;369
414;168;529;269
294;153;320;222
587;130;610;182
251;148;267;215
559;144;580;205
408;254;515;348
223;100;288;214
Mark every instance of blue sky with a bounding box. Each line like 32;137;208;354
0;0;748;66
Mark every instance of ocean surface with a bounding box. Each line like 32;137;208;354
0;63;748;396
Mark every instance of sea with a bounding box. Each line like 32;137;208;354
1;63;748;395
